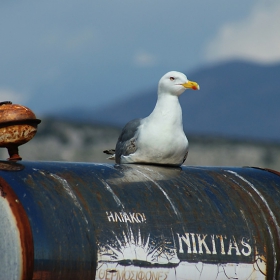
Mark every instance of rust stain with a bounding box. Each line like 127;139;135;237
0;102;37;123
0;184;7;198
32;271;52;280
250;167;280;177
0;176;34;280
0;124;38;146
0;102;41;160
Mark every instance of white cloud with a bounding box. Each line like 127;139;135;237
204;1;280;64
133;51;157;67
0;88;28;104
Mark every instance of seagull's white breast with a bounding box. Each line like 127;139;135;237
122;95;188;165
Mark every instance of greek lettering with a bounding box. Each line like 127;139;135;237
177;233;192;253
142;213;146;222
136;213;145;223
129;212;139;223
177;232;252;257
211;234;217;254
216;235;226;255
190;233;197;253
105;212;146;223
115;212;124;222
122;213;132;223
241;238;252;256
197;234;211;254
227;236;241;255
106;211;115;222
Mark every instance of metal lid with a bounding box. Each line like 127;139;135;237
0;101;41;125
0;101;41;161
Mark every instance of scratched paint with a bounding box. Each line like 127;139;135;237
0;161;279;279
96;262;265;280
96;228;266;279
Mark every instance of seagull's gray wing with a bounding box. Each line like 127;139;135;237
115;118;142;164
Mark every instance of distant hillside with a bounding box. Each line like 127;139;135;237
1;118;279;171
54;60;280;142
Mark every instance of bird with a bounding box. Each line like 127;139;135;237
104;71;199;166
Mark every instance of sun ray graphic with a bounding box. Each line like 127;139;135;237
98;228;180;266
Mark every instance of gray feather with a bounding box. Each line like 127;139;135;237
115;118;142;163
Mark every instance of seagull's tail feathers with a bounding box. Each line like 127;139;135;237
103;149;116;160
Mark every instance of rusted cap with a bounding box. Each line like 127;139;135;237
0;101;41;125
0;101;41;161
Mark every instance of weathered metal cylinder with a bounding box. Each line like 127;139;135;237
0;161;279;279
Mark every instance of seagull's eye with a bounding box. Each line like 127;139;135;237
170;77;175;81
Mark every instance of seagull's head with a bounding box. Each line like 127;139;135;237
158;71;200;97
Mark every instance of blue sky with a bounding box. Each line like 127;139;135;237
0;0;279;115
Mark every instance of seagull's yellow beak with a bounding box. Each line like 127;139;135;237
182;80;200;90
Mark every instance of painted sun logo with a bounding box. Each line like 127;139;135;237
98;228;180;266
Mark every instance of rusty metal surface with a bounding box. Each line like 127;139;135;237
0;161;280;279
0;102;41;160
0;123;38;146
0;175;33;280
0;102;39;124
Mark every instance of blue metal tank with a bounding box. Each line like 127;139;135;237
0;161;279;279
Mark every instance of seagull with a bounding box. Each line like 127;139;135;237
104;71;199;166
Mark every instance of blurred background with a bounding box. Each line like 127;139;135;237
0;0;279;170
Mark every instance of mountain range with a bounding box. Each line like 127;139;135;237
53;60;280;142
4;118;279;171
